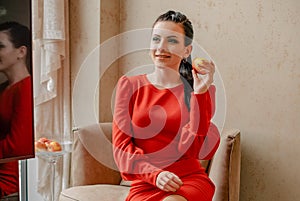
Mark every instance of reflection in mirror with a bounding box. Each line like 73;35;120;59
0;0;33;200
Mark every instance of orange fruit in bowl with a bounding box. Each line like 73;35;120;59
47;141;62;152
35;137;62;152
38;137;51;144
35;141;47;152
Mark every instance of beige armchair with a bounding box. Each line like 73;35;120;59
59;123;241;201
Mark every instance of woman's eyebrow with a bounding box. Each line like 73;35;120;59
152;34;179;39
167;35;178;38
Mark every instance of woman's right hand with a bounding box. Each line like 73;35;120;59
192;60;215;94
155;171;183;192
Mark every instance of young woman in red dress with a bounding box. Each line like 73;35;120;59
113;10;220;201
0;21;33;198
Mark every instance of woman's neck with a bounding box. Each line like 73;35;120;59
4;64;30;86
147;67;182;88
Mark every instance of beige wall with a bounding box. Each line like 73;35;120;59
70;0;100;127
70;0;300;200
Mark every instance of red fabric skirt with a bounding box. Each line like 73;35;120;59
126;159;215;201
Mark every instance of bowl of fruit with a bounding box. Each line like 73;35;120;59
35;137;62;152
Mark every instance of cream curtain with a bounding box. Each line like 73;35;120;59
32;0;70;200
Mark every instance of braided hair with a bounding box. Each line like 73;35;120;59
153;10;194;110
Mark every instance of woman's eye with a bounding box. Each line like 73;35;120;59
152;37;160;43
168;38;178;44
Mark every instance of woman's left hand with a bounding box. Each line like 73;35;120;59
192;60;215;94
155;171;183;192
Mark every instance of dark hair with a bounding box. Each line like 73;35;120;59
153;10;194;110
0;21;31;73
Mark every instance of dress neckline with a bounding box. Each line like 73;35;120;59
142;74;183;92
3;76;31;91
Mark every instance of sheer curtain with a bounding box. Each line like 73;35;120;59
32;0;70;200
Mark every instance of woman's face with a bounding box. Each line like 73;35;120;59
0;31;20;72
150;21;192;71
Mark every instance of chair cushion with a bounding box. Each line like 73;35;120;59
59;184;130;201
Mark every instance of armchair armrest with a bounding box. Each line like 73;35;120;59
71;123;122;186
208;128;241;201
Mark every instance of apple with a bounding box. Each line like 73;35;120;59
35;141;47;152
47;141;62;152
192;57;206;73
38;137;51;144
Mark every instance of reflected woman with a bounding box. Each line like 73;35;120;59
0;21;33;198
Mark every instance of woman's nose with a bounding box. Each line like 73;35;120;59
157;39;167;51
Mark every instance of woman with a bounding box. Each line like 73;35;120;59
0;21;33;198
113;10;220;201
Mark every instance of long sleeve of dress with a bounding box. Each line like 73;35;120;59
0;77;33;159
178;86;220;160
112;76;161;186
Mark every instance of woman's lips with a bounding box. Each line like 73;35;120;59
155;55;171;59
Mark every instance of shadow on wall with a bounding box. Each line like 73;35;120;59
240;141;292;201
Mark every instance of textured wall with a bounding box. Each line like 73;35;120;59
70;0;300;200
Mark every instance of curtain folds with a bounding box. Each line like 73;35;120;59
32;0;70;200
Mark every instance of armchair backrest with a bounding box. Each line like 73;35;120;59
71;122;122;186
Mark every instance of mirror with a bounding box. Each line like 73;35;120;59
0;0;33;200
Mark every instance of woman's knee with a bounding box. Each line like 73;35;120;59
163;195;187;201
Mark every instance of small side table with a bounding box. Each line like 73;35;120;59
35;141;72;201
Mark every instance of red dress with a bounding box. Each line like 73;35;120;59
0;76;34;197
113;75;220;201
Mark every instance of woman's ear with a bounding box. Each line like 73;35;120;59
184;45;192;59
18;46;27;60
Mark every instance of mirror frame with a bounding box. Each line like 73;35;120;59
0;0;33;200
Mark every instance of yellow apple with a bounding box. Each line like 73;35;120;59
192;57;206;73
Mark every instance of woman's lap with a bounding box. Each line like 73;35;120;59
127;172;215;201
174;174;215;201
